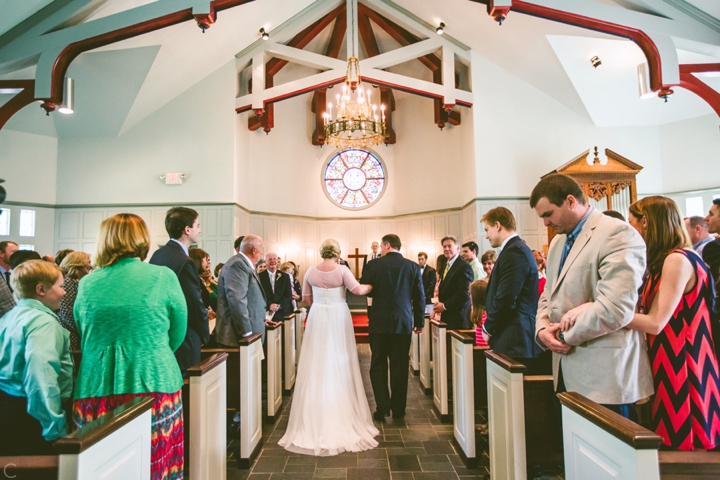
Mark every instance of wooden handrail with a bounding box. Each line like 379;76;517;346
283;313;296;320
266;322;282;331
484;350;527;373
186;352;228;377
450;330;475;344
54;397;154;454
430;319;447;328
557;392;663;450
238;332;263;346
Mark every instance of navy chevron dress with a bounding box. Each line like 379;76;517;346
642;249;720;450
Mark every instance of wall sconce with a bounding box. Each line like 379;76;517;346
590;56;602;69
260;28;269;40
436;22;445;35
58;77;74;114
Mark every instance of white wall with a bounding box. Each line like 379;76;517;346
658;114;720;193
470;52;665;198
0;203;55;257
55;60;237;205
0;129;58;205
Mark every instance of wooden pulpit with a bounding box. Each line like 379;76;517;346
543;146;643;244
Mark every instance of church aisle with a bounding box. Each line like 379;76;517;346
226;344;489;479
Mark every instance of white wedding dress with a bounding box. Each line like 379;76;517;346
278;265;379;456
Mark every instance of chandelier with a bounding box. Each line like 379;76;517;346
323;1;385;149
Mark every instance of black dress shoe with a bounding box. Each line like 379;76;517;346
392;412;405;419
373;411;389;422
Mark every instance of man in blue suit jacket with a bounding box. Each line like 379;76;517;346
481;206;541;372
149;207;210;374
361;234;425;421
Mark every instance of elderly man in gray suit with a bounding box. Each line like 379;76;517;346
215;234;268;347
530;174;653;419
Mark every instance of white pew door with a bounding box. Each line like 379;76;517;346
284;314;296;394
431;320;449;421
559;392;662;480
419;317;432;394
411;331;420;374
188;353;228;480
451;332;476;468
239;333;263;468
266;322;284;421
295;309;306;366
486;351;527;480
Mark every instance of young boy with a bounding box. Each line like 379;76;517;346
0;260;73;454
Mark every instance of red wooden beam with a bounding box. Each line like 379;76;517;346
358;4;440;71
0;80;36;131
325;10;347;58
358;11;381;58
679;64;720;118
311;88;327;145
381;87;396;144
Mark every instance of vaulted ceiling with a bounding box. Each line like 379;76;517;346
1;0;719;137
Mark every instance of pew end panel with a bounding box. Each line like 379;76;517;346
523;375;563;469
201;348;240;413
186;353;229;480
419;314;432;394
431;319;451;423
56;396;154;480
264;322;284;424
411;330;420;376
472;346;489;410
485;350;527;480
450;331;478;469
294;309;306;367
283;314;296;395
558;391;662;480
238;333;264;469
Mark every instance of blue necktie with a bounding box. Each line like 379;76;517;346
558;234;576;275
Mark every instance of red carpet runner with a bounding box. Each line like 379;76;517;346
351;313;369;344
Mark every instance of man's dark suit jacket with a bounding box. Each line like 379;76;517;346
484;236;541;359
259;269;293;321
360;251;425;334
438;256;474;329
363;253;380;269
704;238;720;297
149;240;210;373
420;265;436;305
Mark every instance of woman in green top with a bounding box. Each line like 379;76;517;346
73;214;188;479
0;260;73;455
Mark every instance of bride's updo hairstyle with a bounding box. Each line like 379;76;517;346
320;239;341;259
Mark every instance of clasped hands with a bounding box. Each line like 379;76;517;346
538;302;593;355
432;302;446;314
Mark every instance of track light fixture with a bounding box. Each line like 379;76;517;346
590;56;602;69
58;77;74;114
260;27;269;40
436;22;445;35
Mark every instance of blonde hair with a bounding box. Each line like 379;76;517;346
469;279;488;326
11;259;63;299
95;214;151;268
320;238;341;259
279;262;294;273
60;251;91;279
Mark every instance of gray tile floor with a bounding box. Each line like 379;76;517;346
226;344;562;480
226;344;488;480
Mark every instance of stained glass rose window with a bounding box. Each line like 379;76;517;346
322;149;386;209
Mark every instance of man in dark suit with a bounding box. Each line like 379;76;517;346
417;251;436;305
481;207;541;372
435;236;474;329
149;207;210;374
703;199;720;299
259;252;293;322
361;234;425;421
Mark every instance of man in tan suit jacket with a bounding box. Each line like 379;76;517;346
530;174;653;417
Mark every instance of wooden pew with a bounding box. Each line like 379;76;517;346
264;321;283;423
559;391;720;480
201;332;263;469
0;396;154;480
183;353;228;480
294;308;306;366
282;313;296;395
485;351;562;480
419;314;432;394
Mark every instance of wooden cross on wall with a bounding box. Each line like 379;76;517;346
347;248;366;279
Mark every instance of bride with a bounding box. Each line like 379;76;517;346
278;238;379;456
